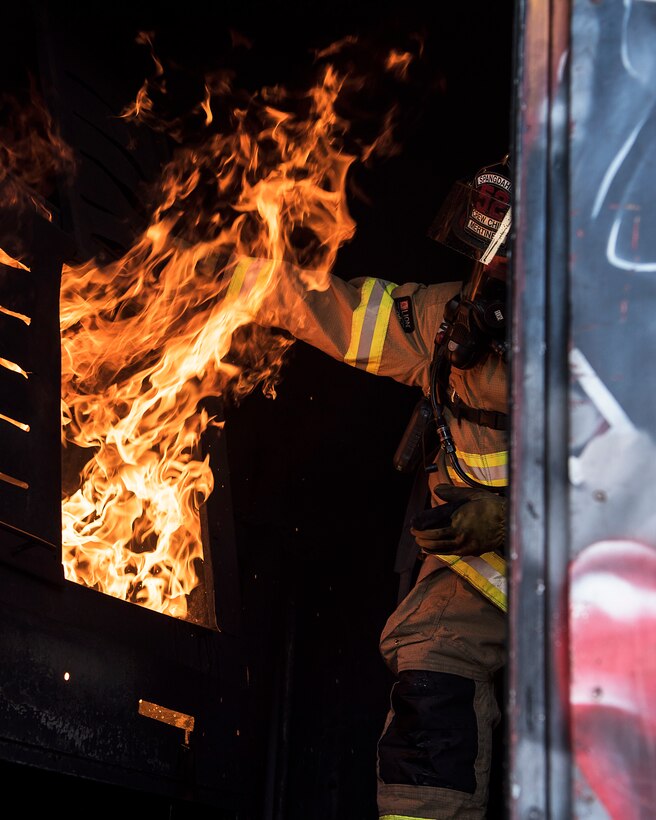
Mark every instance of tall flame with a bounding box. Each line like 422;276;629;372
2;37;413;621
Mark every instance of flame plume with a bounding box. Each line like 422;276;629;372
2;37;415;620
60;59;373;620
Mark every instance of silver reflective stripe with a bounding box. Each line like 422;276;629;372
480;206;512;264
467;555;506;595
344;278;396;373
434;551;508;612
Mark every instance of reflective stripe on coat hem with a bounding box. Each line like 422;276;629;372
433;551;507;612
380;815;437;819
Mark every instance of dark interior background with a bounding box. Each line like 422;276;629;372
2;2;514;817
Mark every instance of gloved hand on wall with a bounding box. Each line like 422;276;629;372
410;485;506;558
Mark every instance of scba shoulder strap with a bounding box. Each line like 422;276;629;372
434;345;508;432
444;389;508;431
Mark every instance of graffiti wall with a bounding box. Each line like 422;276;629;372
510;0;656;816
569;0;656;817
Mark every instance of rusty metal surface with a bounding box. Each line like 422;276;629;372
509;0;573;816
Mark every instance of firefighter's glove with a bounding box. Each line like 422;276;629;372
410;485;506;558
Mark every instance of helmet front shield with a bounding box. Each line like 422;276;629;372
429;160;512;264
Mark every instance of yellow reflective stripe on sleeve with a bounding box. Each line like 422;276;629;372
227;257;274;300
433;551;508;612
380;816;436;820
366;281;397;374
344;278;396;374
446;448;508;488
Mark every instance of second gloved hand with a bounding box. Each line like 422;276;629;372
410;484;506;558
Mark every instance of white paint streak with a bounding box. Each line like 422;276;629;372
569;347;633;432
606;217;656;271
591;116;647;219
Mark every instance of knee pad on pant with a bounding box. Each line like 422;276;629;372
378;669;477;793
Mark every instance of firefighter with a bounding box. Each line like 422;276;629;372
223;155;510;818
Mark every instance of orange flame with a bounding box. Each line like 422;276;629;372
2;38;414;621
59;60;369;620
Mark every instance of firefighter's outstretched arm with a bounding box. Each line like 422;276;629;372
410;484;506;558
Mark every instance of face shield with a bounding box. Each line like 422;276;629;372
428;156;512;266
428;157;512;370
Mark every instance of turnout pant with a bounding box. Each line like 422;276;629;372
377;562;506;819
